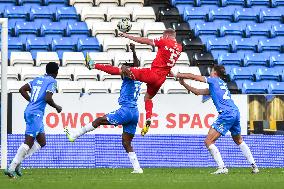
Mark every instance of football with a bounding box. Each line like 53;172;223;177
117;18;132;33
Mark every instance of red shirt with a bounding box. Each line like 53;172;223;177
152;37;182;76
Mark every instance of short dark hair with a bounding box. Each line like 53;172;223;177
213;65;226;80
46;62;59;75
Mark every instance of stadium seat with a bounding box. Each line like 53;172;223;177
271;24;284;38
14;22;40;38
246;0;270;7
132;7;156;23
3;66;21;81
10;52;34;67
219;23;244;37
270;53;284;67
258;38;283;52
192;52;215;66
8;37;25;52
274;0;284;6
29;6;53;24
88;52;113;65
85;81;110;93
229;67;254;81
244;23;271;38
139;52;156;67
231;37;258;53
74;67;100;81
43;0;68;6
233;8;258;22
183;7;208;22
216;52;244;66
205;37;232;52
103;37;129;53
171;22;191;41
259;8;283;23
121;0;144;7
113;52;134;67
143;22;166;38
51;37;76;59
7;81;27;92
227;81;240;94
17;0;41;6
163;80;188;94
70;0;93;7
80;7;107;26
175;52;190;66
100;71;121;81
77;37;101;55
124;22;143;37
36;52;60;67
95;0;119;7
0;0;17;7
91;22;117;42
110;80;122;93
62;52;86;67
39;22;66;39
3;6;29;22
192;22;220;37
56;67;74;81
66;22;90;38
106;7;132;21
21;67;45;81
182;37;204;51
268;82;284;94
25;37;50;58
241;81;268;94
57;81;85;93
243;53;270;67
207;7;235;22
157;7;180;26
255;68;281;81
55;7;79;24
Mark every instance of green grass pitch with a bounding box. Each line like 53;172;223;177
0;168;283;189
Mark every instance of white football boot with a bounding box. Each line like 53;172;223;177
131;168;143;174
211;167;229;175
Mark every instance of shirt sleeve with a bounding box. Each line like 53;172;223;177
205;76;216;84
46;81;57;94
152;37;164;48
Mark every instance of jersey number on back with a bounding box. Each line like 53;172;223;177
220;84;230;100
165;46;179;67
31;86;41;102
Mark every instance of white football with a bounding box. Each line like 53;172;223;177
117;18;132;33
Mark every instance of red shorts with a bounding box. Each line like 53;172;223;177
129;67;167;97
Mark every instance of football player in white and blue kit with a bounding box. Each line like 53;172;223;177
65;43;143;174
5;62;62;178
174;65;259;174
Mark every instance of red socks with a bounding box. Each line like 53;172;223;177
145;99;153;120
94;64;121;75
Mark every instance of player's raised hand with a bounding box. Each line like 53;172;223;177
56;105;62;113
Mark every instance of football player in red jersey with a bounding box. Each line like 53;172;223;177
86;29;182;136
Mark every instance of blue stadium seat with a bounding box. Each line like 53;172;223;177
270;54;284;67
66;22;90;38
14;22;40;38
259;8;283;23
231;37;258;52
205;37;232;52
271;24;284;38
233;8;258;22
275;0;284;6
268;82;284;94
244;23;271;38
55;7;78;23
219;23;244;37
18;0;42;7
243;52;270;67
26;37;51;58
171;0;194;6
229;67;254;81
241;81;268;94
207;7;234;22
195;0;220;6
255;68;280;81
0;0;17;7
258;38;283;52
51;37;76;59
220;0;246;6
246;0;270;7
29;6;54;23
183;7;208;22
216;52;244;66
76;37;100;56
43;0;68;8
39;22;66;40
192;22;220;37
3;6;29;21
8;37;25;51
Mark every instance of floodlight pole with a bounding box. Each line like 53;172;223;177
0;18;8;169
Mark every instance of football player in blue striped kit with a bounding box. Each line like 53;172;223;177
173;65;259;174
5;62;62;178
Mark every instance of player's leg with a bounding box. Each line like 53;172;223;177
230;112;259;173
122;109;142;173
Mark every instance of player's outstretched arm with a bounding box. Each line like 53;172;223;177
176;73;206;83
179;78;210;95
19;83;31;102
120;33;154;46
45;92;62;113
130;43;140;67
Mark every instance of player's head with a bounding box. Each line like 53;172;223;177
46;62;59;78
210;65;226;80
163;28;176;39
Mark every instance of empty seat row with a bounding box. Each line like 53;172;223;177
203;36;284;53
229;67;284;82
0;0;68;7
235;80;284;94
192;22;284;38
216;52;284;67
172;0;284;9
1;6;78;24
184;7;284;23
70;0;144;8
